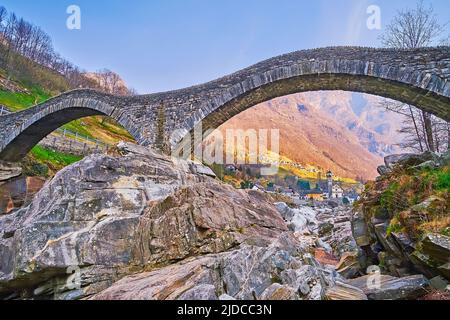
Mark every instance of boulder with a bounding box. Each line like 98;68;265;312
421;234;450;266
373;223;403;257
318;221;334;237
325;281;368;300
279;264;326;300
411;160;438;170
314;248;339;266
275;203;317;233
410;234;450;280
384;152;436;169
351;212;371;247
188;162;216;178
260;284;299;300
274;202;295;221
326;200;339;208
91;238;325;301
336;252;361;279
347;274;430;300
0;161;22;182
429;276;449;290
0;144;289;299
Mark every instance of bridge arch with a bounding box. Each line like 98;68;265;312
0;47;449;160
0;91;140;162
171;47;450;148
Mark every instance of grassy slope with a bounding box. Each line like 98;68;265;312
0;59;134;175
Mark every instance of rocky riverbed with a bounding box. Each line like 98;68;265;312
0;143;447;300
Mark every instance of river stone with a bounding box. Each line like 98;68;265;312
90;236;320;301
260;283;299;300
347;274;430;300
336;251;360;279
274;202;295;221
325;281;368;300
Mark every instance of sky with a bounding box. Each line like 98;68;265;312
1;0;449;93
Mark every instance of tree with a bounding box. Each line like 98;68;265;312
0;6;132;94
380;0;447;48
0;6;7;33
380;0;449;152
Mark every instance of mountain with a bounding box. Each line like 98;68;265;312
219;91;405;181
300;91;405;157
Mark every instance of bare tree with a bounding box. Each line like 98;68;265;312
379;0;449;152
0;6;7;33
0;5;133;95
380;0;447;48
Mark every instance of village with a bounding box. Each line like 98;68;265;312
217;163;363;205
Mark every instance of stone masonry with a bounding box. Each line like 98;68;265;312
0;46;449;161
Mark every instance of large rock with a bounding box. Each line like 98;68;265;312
274;203;317;234
336;252;360;279
410;234;450;280
0;176;46;215
384;152;436;169
91;237;326;300
347;274;430;300
325;281;368;300
260;283;299;300
421;234;450;266
0;161;22;182
351;211;371;247
377;165;391;176
0;143;289;299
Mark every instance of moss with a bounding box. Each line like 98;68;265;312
379;182;402;214
361;164;450;241
386;216;404;236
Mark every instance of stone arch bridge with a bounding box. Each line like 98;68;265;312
0;46;449;162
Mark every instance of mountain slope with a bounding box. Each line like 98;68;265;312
300;91;404;157
219;92;403;181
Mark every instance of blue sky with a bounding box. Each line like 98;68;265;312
1;0;449;93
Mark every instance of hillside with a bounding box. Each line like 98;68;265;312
300;91;405;157
0;62;134;175
218;92;397;181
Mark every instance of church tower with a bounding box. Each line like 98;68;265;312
326;170;333;199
